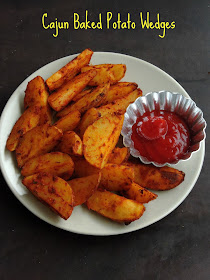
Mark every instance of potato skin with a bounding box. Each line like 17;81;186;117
83;114;124;169
46;48;93;92
86;189;145;224
21;152;74;180
125;162;185;190
16;124;63;167
54;110;81;132
22;173;74;220
6;106;41;151
68;173;101;206
48;69;97;112
56;131;83;156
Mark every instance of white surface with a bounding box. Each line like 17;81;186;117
0;52;205;236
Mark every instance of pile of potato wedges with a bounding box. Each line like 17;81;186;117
6;49;185;224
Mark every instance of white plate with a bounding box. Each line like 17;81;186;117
0;52;205;236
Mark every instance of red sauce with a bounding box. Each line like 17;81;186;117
131;110;190;164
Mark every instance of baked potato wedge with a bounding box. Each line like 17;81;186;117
21;152;74;180
6;106;41;151
77;89;142;137
48;69;97;112
22;173;74;220
56;131;83;156
125;162;185;190
81;64;126;86
86;189;145;224
83;114;124;169
54;110;81;132
46;48;93;92
68;173;101;206
72;87;95;102
108;147;130;165
57;83;110;118
16;124;63;167
121;182;157;203
73;157;99;177
24;76;52;125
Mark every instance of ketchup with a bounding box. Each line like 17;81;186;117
131;110;190;164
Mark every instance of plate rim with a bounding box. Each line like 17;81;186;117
0;51;205;236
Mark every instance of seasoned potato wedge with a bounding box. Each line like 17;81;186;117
77;89;142;137
121;182;157;203
56;131;83;156
6;106;41;151
68;173;101;206
46;48;93;92
54;110;81;132
21;152;74;180
73;157;99;177
125;162;185;190
81;64;126;86
86;189;145;224
99;164;134;192
72;87;95;102
57;83;110;118
16;124;63;167
83;114;124;169
22;173;74;220
108;147;130;165
24;76;52;125
101;82;138;105
48;69;97;112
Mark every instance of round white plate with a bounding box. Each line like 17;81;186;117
0;52;205;236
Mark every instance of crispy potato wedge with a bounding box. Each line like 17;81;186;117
121;182;157;203
101;82;138;105
56;131;83;156
125;162;185;190
57;83;110;118
24;76;52;125
16;124;63;167
99;164;134;192
48;69;97;112
73;157;99;177
21;152;74;180
86;189;145;224
68;173;101;206
83;114;124;169
22;173;74;220
54;110;81;132
77;89;142;138
6;106;41;151
46;48;93;92
108;147;130;165
72;87;95;102
81;64;126;86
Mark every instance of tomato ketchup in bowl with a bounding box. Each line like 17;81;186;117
122;91;206;167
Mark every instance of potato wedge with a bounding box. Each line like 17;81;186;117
54;110;81;132
86;189;145;224
56;131;83;156
125;162;185;190
68;173;101;206
83;114;124;169
57;83;110;118
24;76;52;125
48;69;97;112
6;106;41;151
77;89;142;137
22;173;74;220
108;147;130;165
46;48;93;92
101;82;138;105
73;157;99;177
72;87;95;102
16;124;63;167
121;182;157;203
99;164;134;192
81;64;126;86
21;152;74;180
